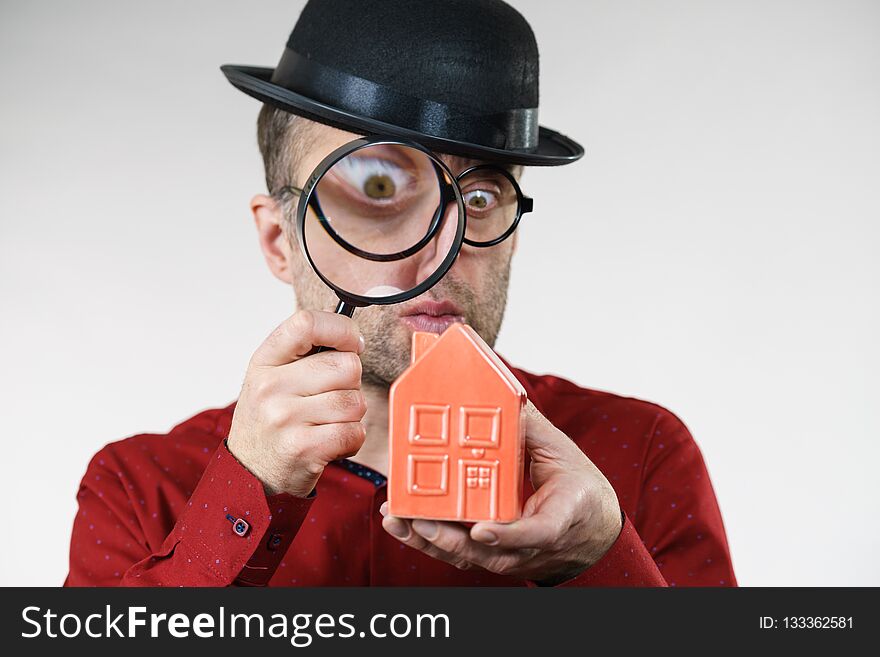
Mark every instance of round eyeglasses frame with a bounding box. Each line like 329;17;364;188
275;139;534;256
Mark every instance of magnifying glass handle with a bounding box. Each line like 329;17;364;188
313;298;358;354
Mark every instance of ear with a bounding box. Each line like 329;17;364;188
251;193;294;284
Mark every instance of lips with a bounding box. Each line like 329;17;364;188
399;299;465;334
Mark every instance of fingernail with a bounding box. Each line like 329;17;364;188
385;518;410;540
379;501;388;517
473;528;499;546
411;519;439;541
357;335;365;354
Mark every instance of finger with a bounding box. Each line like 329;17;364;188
380;515;474;571
284;350;363;396
297;421;367;462
251;310;364;367
470;502;568;550
296;389;367;425
524;401;586;464
409;519;527;572
523;401;563;452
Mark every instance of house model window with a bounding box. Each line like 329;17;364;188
408;455;449;496
408;404;450;445
460;406;501;448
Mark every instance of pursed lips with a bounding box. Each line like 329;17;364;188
399;300;465;334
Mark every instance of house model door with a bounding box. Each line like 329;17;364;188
459;460;499;520
456;406;502;521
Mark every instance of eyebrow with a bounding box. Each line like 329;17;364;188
440;154;523;177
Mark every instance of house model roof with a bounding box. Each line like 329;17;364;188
396;323;526;398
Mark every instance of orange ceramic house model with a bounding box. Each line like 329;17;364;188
388;324;527;523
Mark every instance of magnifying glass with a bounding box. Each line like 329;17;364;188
292;137;467;339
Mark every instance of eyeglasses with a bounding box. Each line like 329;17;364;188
276;152;532;251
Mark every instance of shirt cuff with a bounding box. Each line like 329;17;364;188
526;512;667;587
172;440;315;586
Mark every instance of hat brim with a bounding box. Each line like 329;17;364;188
221;65;584;167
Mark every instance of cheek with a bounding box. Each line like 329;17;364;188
287;244;337;309
449;243;513;289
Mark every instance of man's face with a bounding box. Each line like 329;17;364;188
277;123;519;386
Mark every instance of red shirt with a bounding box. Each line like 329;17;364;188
64;366;736;587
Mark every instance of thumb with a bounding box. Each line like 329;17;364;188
524;401;580;462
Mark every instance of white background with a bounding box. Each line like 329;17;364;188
1;0;877;586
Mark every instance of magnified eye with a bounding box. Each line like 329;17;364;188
364;174;395;198
463;189;497;214
334;156;411;201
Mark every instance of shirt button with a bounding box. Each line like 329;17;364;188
232;518;250;537
266;532;284;551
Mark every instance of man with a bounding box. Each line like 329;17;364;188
66;0;735;587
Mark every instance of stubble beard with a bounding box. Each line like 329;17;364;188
291;253;513;389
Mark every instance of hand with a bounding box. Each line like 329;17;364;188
381;402;623;584
227;309;367;497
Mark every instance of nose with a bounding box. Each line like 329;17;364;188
415;201;460;281
383;199;461;293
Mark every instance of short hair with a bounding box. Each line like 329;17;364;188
256;104;315;195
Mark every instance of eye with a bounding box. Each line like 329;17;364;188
463;189;497;214
364;174;395;199
333;156;411;201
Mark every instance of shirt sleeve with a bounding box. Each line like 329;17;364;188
526;410;736;588
65;440;315;587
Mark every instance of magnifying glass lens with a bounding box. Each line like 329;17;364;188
300;141;464;304
311;144;444;256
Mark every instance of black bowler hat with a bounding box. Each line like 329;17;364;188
221;0;584;166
